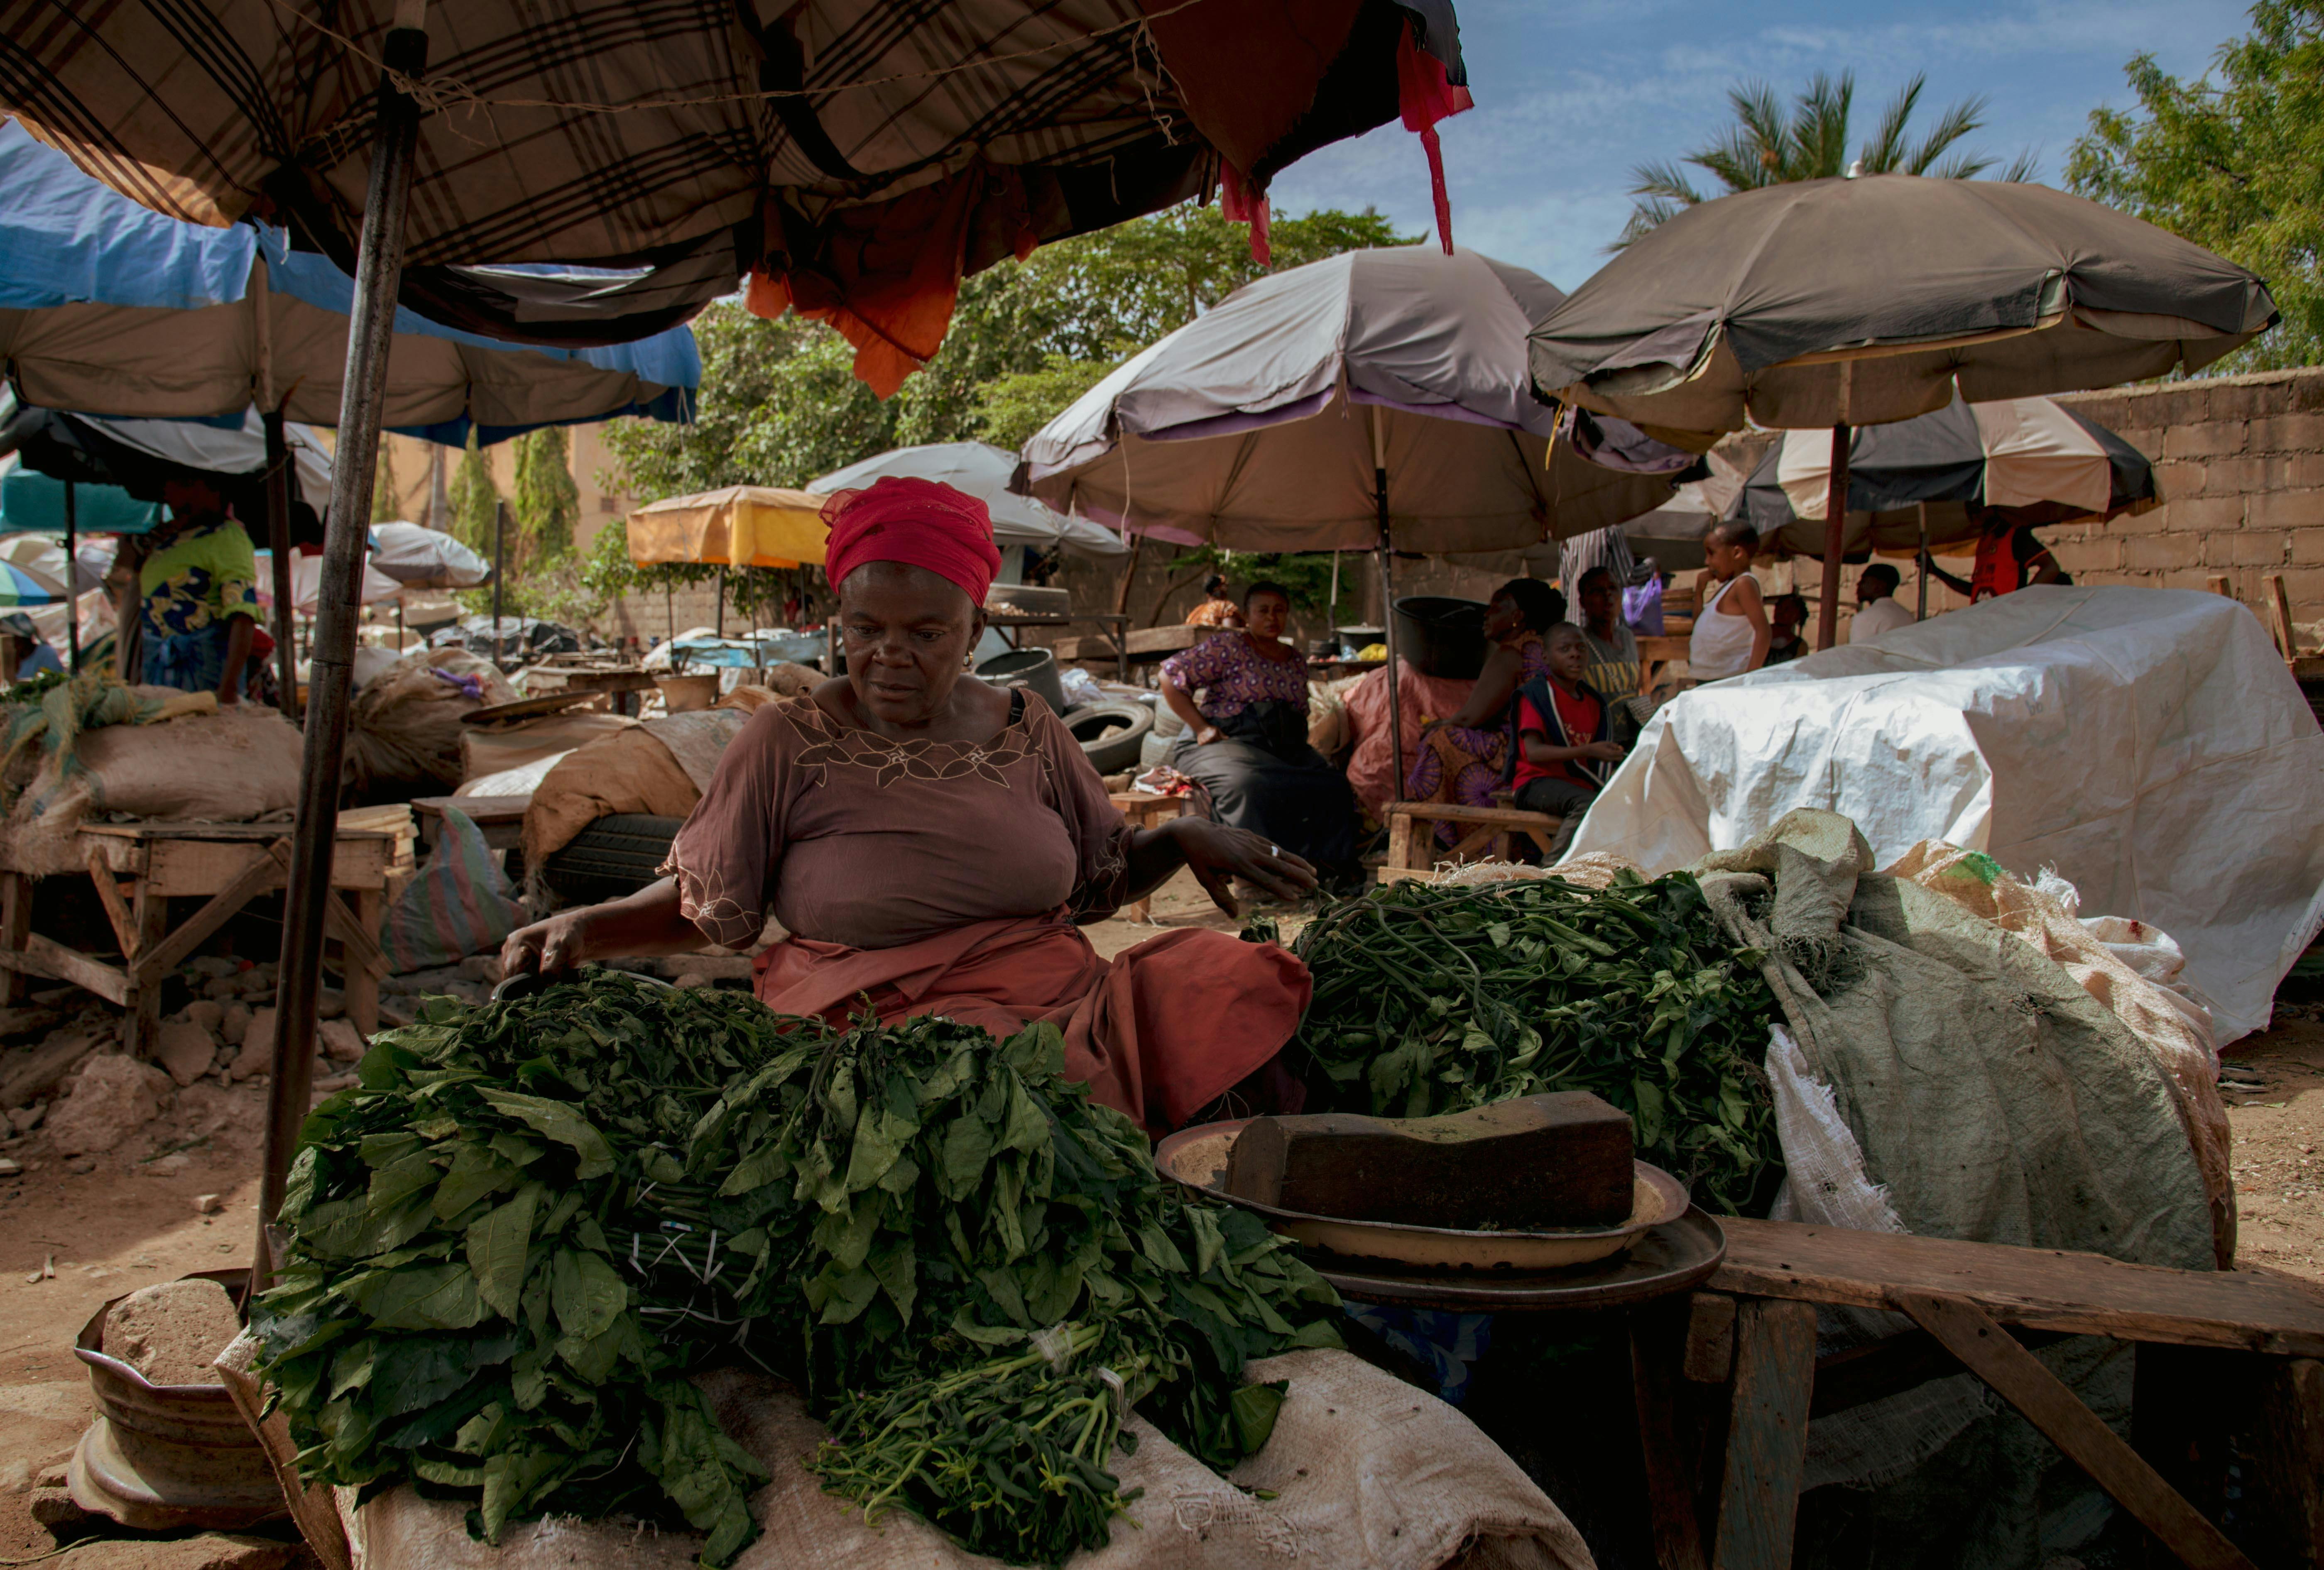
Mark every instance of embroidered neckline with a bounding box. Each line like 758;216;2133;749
782;696;1037;788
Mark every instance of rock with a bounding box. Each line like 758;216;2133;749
182;1000;226;1033
45;1056;171;1156
26;1480;91;1528
193;1192;223;1214
9;1099;44;1133
235;967;276;997
316;988;345;1020
140;1153;191;1176
0;1030;98;1109
0;1005;63;1038
0;1158;19;1176
44;1532;297;1570
103;1277;241;1386
201;975;242;1001
318;1019;365;1063
219;1003;252;1046
185;956;238;980
154;1022;220;1088
64;1157;94;1174
229;1010;277;1081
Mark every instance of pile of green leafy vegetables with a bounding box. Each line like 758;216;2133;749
251;971;1340;1567
1256;869;1785;1215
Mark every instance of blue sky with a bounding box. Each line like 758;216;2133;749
1268;0;2255;291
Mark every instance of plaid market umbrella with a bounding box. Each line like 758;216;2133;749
0;0;1469;387
1528;174;2277;646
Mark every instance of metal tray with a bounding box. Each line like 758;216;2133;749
1154;1116;1692;1271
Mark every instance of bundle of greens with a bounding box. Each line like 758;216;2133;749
252;972;1340;1567
1263;870;1785;1214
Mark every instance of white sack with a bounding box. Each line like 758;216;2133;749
1564;586;2324;1039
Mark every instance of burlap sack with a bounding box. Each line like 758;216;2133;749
323;1352;1594;1570
75;703;302;820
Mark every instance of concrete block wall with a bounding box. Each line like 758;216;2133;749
2049;367;2324;621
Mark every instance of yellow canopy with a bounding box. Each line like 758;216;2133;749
626;485;829;569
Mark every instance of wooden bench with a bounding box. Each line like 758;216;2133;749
1379;801;1560;883
1632;1217;2324;1570
1108;792;1187;920
412;795;530;853
0;810;416;1056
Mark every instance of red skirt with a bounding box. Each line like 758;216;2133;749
753;915;1311;1135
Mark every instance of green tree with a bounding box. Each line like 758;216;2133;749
511;426;580;565
370;446;400;523
2068;2;2321;369
1621;71;2036;245
447;428;500;555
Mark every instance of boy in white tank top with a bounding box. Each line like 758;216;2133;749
1688;519;1771;682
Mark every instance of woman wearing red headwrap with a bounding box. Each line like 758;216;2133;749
501;477;1317;1134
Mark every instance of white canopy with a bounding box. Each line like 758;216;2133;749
368;521;492;588
1019;245;1680;553
812;441;1127;557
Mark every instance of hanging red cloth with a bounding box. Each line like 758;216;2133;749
1396;20;1474;254
1220;161;1273;267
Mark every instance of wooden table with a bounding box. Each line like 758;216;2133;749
1630;1217;2324;1570
0;812;415;1057
989;612;1132;679
1108;792;1187;921
1638;634;1690;692
412;795;529;853
539;667;657;716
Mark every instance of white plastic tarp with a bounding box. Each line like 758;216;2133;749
1565;586;2324;1040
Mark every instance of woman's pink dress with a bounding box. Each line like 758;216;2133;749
661;693;1309;1133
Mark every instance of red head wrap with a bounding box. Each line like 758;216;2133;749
821;477;1002;607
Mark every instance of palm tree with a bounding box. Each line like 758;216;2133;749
1620;71;2037;246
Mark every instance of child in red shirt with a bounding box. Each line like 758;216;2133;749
1513;624;1626;854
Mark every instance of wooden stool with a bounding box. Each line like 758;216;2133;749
1380;802;1560;884
1108;792;1187;921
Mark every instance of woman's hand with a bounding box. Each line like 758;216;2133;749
501;911;593;979
1171;817;1316;915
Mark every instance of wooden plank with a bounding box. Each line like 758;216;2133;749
1711;1298;1816;1570
147;833;392;896
134;843;289;985
1386;807;1419;871
1633;1299;1712;1570
2252;1358;2324;1569
1372;864;1433;885
1712;1218;2324;1358
1683;1293;1737;1383
2266;573;2298;663
1894;1291;2257;1570
1387;802;1560;827
130;883;169;1057
1124;624;1205;657
2206;575;2234;599
342;889;382;1035
84;845;142;962
1;872;28;1007
412;795;530;826
0;933;133;1006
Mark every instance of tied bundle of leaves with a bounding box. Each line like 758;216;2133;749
1272;870;1785;1214
252;971;1339;1568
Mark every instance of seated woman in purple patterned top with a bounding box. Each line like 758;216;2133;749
1159;581;1358;881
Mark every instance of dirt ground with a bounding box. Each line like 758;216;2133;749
0;875;2317;1562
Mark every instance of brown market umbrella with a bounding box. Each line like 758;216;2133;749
1528;174;2278;646
0;0;1471;1269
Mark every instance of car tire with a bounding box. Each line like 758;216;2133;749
541;813;686;907
1065;700;1154;775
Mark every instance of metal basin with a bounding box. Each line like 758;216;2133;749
1155;1118;1691;1272
69;1268;286;1530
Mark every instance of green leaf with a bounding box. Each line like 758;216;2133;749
999;1076;1048;1154
343;1263;484;1331
549;1247;627;1341
1185;1205;1227;1279
365;1147;444;1213
433;1141;520;1220
465;1183;542;1320
1229;1380;1289;1453
476;1089;615;1179
939;1111;997;1198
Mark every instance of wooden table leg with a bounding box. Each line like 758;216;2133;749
344;888;382;1038
2253;1357;2324;1569
1;871;29;1006
129;882;169;1059
1634;1298;1712;1570
1386;807;1418;872
1711;1298;1817;1570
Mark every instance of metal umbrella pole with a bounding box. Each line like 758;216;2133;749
258;12;429;1277
1916;502;1931;621
262;411;299;719
61;480;78;674
1370;408;1405;800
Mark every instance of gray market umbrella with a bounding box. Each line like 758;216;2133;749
0;0;1473;1264
1528;174;2277;645
1021;243;1690;793
813;442;1126;558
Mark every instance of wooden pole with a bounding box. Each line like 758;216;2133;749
61;481;78;674
1916;502;1930;622
491;499;509;659
1376;469;1405;801
258;15;429;1276
1816;421;1851;650
262;411;299;718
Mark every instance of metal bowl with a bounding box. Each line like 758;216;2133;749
1153;1118;1691;1272
69;1268;285;1530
